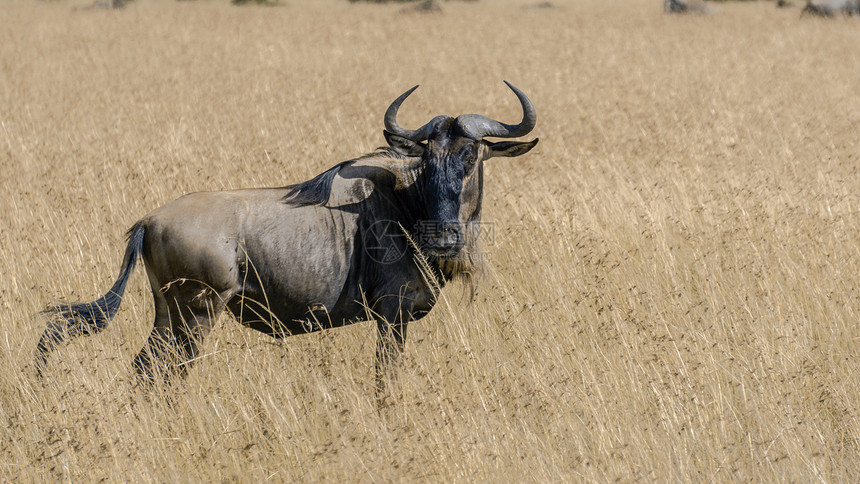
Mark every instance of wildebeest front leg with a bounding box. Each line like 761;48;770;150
373;296;413;405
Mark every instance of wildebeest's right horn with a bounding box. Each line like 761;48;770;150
456;81;537;139
384;85;442;142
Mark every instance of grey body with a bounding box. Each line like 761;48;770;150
146;188;370;333
35;82;538;398
142;161;434;339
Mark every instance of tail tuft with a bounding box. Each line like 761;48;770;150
35;222;145;370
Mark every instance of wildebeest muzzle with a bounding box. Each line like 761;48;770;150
419;220;465;256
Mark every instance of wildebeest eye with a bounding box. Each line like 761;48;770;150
461;145;477;166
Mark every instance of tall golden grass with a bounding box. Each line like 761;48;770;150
1;0;859;480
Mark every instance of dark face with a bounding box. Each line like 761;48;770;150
419;120;483;256
383;116;537;258
380;83;539;257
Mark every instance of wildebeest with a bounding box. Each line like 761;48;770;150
664;0;711;14
73;0;124;10
801;0;860;16
400;0;442;13
523;1;555;9
35;82;538;398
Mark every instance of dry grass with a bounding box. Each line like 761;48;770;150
1;0;860;480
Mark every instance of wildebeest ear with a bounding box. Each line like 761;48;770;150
482;138;539;160
383;130;426;157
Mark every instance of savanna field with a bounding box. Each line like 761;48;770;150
1;0;859;480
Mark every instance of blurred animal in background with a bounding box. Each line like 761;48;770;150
73;0;124;10
400;0;442;13
801;0;860;16
664;0;711;14
523;1;555;9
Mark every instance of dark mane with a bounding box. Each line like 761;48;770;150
282;147;412;207
282;161;351;207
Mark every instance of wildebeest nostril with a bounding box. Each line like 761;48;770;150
442;222;461;238
438;222;464;249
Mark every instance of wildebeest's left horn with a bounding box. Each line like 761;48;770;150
384;85;443;142
457;81;537;139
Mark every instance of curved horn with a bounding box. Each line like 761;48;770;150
384;85;441;142
456;81;537;139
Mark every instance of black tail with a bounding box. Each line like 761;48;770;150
35;221;146;369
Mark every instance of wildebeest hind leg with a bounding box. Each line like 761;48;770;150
133;279;233;383
132;281;175;383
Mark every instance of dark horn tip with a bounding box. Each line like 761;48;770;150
386;85;437;142
402;85;420;98
503;80;520;91
388;85;420;110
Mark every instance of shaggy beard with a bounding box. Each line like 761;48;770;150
435;242;481;302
